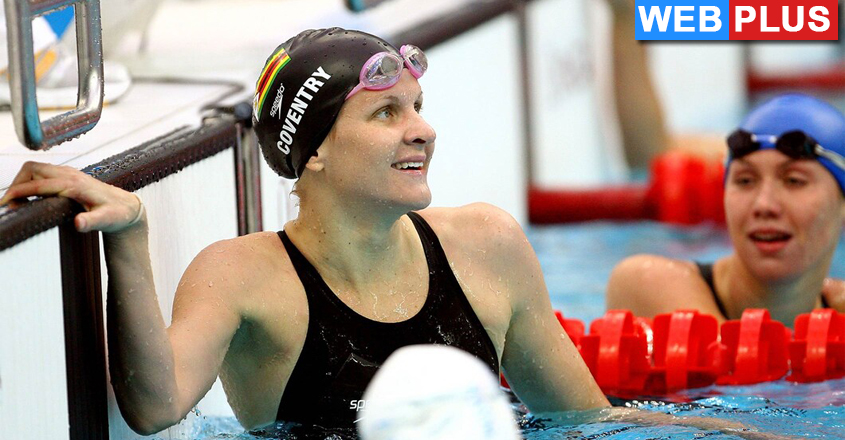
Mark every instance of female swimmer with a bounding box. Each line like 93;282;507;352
607;94;845;324
4;28;795;440
1;28;607;433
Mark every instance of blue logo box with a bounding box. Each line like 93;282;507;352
635;0;730;40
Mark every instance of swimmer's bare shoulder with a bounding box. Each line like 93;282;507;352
168;231;308;428
414;203;524;355
416;202;525;259
415;202;531;299
417;204;609;412
606;254;721;319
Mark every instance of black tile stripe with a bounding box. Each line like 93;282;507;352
60;223;107;440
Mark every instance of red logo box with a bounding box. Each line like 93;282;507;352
729;0;838;40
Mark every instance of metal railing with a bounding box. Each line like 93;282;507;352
4;0;103;149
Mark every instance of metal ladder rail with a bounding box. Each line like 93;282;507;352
4;0;103;150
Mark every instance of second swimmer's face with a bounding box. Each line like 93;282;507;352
317;70;437;211
724;149;845;282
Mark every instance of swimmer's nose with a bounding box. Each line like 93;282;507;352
405;112;436;147
751;180;782;219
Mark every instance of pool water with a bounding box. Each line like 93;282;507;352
181;221;845;440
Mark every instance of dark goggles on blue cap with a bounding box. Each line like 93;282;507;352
727;129;845;171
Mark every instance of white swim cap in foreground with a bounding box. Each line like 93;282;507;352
358;345;520;440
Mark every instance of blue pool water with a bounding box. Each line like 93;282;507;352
183;221;845;440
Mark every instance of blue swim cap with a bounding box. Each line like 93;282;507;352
733;93;845;195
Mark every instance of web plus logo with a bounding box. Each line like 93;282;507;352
635;0;838;40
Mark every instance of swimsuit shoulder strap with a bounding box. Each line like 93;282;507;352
694;261;729;318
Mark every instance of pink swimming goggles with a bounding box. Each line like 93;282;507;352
345;44;427;100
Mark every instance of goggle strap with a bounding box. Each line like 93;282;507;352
346;83;367;100
816;145;845;171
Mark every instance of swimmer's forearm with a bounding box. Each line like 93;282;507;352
598;407;797;440
103;217;182;435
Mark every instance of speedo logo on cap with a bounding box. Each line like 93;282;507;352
254;48;292;122
276;66;332;155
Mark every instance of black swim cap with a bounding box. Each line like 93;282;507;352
252;28;399;179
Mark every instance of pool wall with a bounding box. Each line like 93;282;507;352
0;121;243;440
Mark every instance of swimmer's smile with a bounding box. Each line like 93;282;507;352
391;156;427;175
748;228;793;253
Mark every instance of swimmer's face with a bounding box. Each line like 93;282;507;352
314;70;436;210
725;149;845;282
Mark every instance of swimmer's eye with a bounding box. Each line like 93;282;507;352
730;174;755;187
784;175;808;188
373;106;393;120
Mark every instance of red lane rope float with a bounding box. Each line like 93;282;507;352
650;310;721;392
788;309;845;382
528;152;726;225
501;309;845;394
579;310;651;394
717;309;790;385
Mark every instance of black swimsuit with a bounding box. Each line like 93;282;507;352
694;262;829;319
275;211;499;426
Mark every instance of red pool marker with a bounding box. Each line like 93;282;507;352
648;152;700;225
647;152;726;225
649;310;720;392
699;158;726;224
717;309;790;385
579;310;651;394
788;309;845;383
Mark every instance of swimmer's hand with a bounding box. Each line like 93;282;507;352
0;161;143;233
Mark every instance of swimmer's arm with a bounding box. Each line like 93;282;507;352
480;208;609;411
106;233;243;435
609;0;668;168
578;407;800;440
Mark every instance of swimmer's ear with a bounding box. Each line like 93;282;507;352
303;151;325;173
